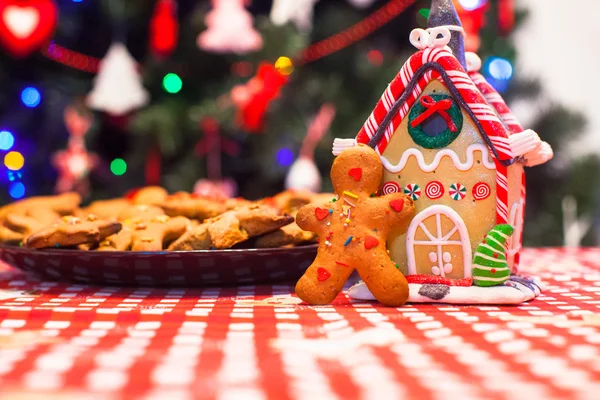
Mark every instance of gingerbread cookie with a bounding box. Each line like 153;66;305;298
168;204;293;250
130;186;169;206
160;192;229;221
117;205;165;222
5;209;61;238
26;215;122;249
79;198;131;220
0;226;24;244
0;192;81;222
265;190;337;214
255;212;317;248
294;144;415;306
99;214;190;252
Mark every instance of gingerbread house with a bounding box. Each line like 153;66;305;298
335;0;552;287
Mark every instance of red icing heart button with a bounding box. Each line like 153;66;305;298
315;208;329;221
389;199;404;212
364;235;379;250
348;168;362;181
317;267;331;282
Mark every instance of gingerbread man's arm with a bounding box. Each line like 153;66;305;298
295;201;332;235
370;193;415;236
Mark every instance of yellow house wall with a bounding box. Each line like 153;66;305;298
381;80;498;278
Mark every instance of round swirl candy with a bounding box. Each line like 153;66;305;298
403;183;421;201
381;181;401;195
449;183;467;201
425;181;444;200
472;182;491;201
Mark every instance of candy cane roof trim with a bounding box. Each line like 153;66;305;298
356;48;514;167
470;71;524;135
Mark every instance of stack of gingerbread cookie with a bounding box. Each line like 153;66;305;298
0;187;330;251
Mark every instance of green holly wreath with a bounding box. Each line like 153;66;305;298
408;94;463;149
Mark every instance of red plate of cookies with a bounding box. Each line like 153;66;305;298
0;188;323;287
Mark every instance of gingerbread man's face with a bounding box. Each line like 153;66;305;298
331;145;382;196
295;144;416;306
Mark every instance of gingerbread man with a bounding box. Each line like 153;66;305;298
295;144;415;306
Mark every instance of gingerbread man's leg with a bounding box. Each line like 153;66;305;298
295;252;356;305
356;251;409;307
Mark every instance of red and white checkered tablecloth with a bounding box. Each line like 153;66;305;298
0;248;599;400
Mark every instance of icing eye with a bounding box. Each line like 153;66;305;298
408;94;463;149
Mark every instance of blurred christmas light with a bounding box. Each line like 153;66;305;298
276;148;294;167
487;57;513;80
7;171;22;182
367;49;383;66
21;87;41;108
458;0;487;11
232;61;253;77
4;151;24;171
73;0;83;3
275;56;294;75
0;130;14;150
163;73;182;93
110;158;127;176
8;182;25;199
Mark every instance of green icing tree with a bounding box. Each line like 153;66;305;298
472;224;515;287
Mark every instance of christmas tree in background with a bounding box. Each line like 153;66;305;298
0;0;595;246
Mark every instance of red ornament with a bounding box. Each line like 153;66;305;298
231;62;288;133
498;0;515;34
149;0;178;57
145;146;161;186
454;0;489;52
52;106;98;196
0;0;58;58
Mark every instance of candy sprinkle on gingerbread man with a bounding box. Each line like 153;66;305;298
295;144;415;306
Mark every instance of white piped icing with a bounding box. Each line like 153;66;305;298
381;143;495;173
523;141;554;167
332;138;356;156
509;129;542;158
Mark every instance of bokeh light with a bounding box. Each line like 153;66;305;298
8;182;25;199
163;73;182;94
232;61;253;77
367;50;384;66
487;57;513;80
21;87;41;108
458;0;487;11
0;130;14;151
110;158;127;176
276;148;294;167
4;151;24;171
275;57;294;76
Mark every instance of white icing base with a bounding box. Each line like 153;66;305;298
347;277;540;305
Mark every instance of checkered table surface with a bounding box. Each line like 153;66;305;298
0;248;599;400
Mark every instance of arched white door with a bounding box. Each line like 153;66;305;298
406;205;472;279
